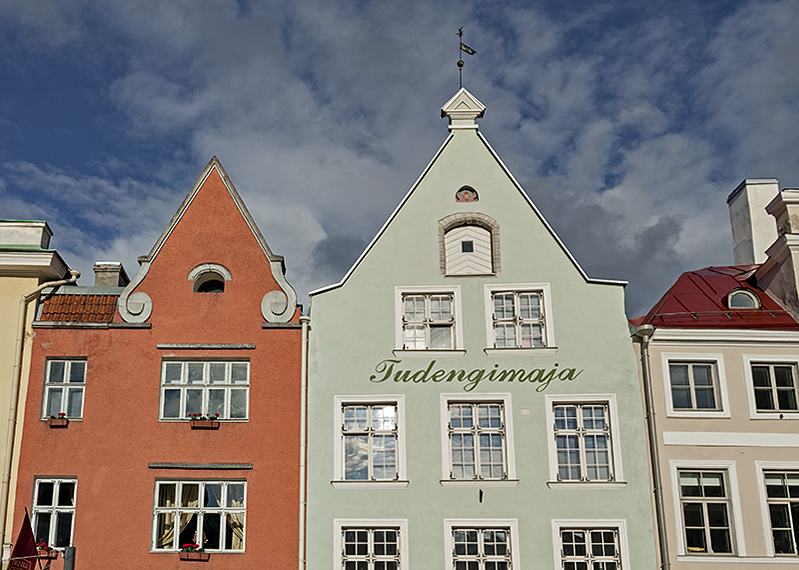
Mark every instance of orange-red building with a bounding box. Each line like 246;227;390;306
11;157;305;568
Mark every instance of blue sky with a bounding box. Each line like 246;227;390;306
2;0;799;316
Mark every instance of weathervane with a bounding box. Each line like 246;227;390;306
457;27;477;89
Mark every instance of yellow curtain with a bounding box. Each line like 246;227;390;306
227;513;244;549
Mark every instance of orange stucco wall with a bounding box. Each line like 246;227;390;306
12;167;303;569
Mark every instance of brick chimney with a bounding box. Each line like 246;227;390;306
93;261;130;287
727;178;780;265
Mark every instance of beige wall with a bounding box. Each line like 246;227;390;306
644;334;799;568
0;277;39;547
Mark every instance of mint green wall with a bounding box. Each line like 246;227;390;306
306;123;657;569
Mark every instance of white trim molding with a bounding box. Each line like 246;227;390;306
660;353;731;418
651;328;799;346
668;460;746;557
332;395;408;488
742;354;799;419
439;393;517;486
544;394;625;488
663;432;799;447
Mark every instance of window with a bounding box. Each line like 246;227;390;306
188;263;231;293
334;396;406;488
32;478;76;549
764;471;799;555
483;284;555;354
342;403;398;481
394;287;463;355
560;528;621;569
152;480;245;551
402;293;454;349
728;289;760;309
668;362;719;410
491;291;545;348
545;396;623;488
342;528;401;569
42;359;86;419
678;470;734;554
160;361;249;420
444;225;493;275
752;363;798;412
445;520;519;570
552;520;629;570
440;394;517;485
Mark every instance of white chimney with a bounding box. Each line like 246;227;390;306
727;178;779;265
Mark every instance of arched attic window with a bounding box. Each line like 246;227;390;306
188;263;232;293
728;288;760;309
438;213;501;277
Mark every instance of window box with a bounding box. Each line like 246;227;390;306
48;417;69;428
179;551;210;561
190;420;220;430
38;550;58;561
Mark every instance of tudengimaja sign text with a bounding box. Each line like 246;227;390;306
370;359;583;392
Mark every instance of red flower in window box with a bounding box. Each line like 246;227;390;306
179;543;210;561
189;413;220;430
47;413;69;428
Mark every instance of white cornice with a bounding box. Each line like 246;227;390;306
0;251;69;280
650;327;799;345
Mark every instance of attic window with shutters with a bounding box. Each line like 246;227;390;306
438;213;501;277
188;263;232;294
728;289;760;309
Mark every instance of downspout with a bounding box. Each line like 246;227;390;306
1;269;80;546
299;315;310;570
633;324;670;570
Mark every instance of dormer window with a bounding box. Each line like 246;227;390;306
728;289;760;309
188;263;232;294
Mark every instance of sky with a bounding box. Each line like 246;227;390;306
2;0;799;317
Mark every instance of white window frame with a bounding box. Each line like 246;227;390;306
334;519;408;570
333;395;407;488
483;283;556;356
544;394;625;489
32;478;77;550
550;519;629;570
42;359;86;419
394;286;464;357
159;360;250;421
444;519;519;570
660;353;730;418
742;355;799;419
755;461;799;557
439;393;517;487
668;460;746;559
151;479;246;552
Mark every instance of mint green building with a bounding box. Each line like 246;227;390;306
306;89;658;570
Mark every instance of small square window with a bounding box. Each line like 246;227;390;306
461;241;474;253
43;360;86;419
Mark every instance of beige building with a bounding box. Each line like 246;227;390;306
632;179;799;568
0;221;70;555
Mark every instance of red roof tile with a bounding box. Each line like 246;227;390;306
40;294;117;323
634;265;799;329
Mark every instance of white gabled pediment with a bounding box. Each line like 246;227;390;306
441;88;486;130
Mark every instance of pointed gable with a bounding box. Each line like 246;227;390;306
118;157;297;327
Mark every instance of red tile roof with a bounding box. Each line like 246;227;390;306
40;294;117;323
633;265;799;329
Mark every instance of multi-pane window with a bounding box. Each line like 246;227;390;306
342;528;401;570
402;294;454;350
554;404;612;481
448;402;506;480
160;361;249;420
751;364;798;412
679;471;733;554
342;404;398;481
43;360;86;418
32;478;76;549
452;528;511;570
153;481;245;551
669;363;718;410
764;471;799;555
491;292;544;348
560;528;621;570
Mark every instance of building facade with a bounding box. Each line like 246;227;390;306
11;158;304;568
0;220;72;556
306;89;658;569
632;179;799;568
